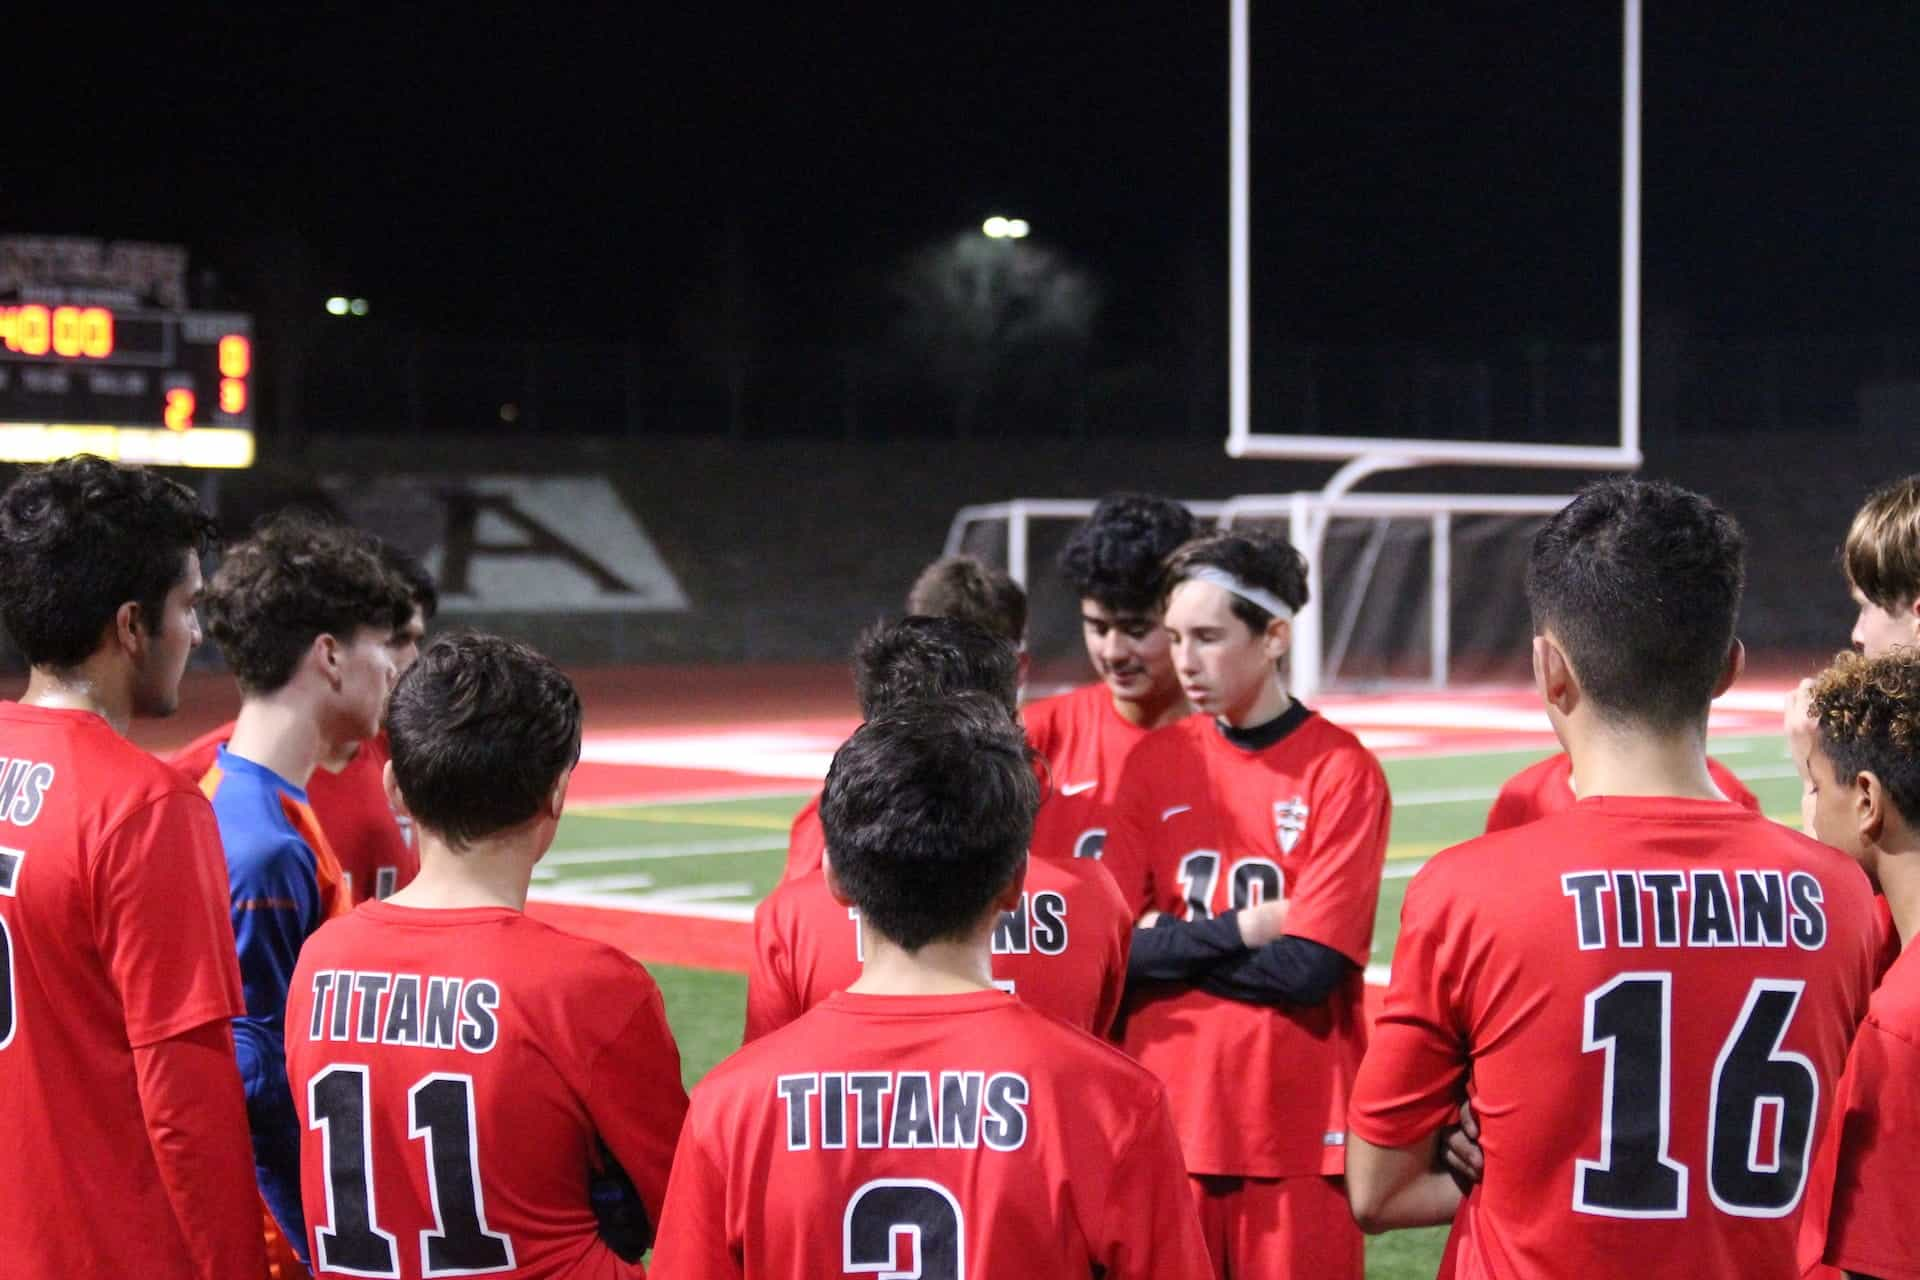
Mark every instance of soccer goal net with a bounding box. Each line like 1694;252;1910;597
944;494;1563;702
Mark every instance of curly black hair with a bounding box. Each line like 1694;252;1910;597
1057;493;1198;614
203;512;415;694
0;455;216;668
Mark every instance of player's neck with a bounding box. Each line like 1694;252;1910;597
22;663;132;735
1561;718;1721;801
227;695;331;789
387;834;534;912
849;923;998;997
1111;684;1191;730
1218;679;1290;731
1875;835;1920;950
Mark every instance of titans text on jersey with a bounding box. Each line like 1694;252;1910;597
303;970;501;1052
775;1070;1031;1152
1561;868;1829;951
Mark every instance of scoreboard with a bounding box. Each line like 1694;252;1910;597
0;238;255;468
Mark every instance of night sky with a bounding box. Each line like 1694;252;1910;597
9;4;1919;349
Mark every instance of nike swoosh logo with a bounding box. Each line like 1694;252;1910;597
1160;804;1192;821
1060;780;1097;796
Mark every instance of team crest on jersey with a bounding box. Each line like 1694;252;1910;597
1273;797;1309;854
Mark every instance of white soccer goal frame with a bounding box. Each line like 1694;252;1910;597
942;491;1570;703
1216;492;1571;701
1226;0;1645;472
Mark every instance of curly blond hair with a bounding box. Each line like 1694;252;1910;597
1808;647;1920;823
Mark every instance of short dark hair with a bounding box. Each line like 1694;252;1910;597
904;555;1026;645
1526;477;1746;731
1163;531;1310;633
852;615;1020;721
0;455;216;668
1058;493;1198;615
387;633;583;848
203;513;415;694
1844;475;1920;612
377;539;439;621
1808;648;1920;827
821;693;1038;952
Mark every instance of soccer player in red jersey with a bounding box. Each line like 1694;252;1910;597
173;539;437;904
653;694;1209;1279
201;514;417;1269
1794;650;1920;1280
782;554;1029;882
747;616;1132;1041
0;456;265;1280
1484;749;1761;831
1104;530;1390;1280
287;633;688;1279
1347;478;1879;1279
1025;492;1197;864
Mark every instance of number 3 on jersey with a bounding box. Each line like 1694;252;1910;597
1577;974;1816;1220
1175;850;1283;919
844;1179;963;1280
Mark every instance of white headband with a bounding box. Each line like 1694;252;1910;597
1181;565;1295;621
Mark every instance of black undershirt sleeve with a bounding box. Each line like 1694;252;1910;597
1197;935;1355;1007
1125;911;1249;982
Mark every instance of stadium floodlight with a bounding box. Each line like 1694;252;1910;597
1004;218;1031;239
349;298;370;316
325;296;350;316
982;216;1013;238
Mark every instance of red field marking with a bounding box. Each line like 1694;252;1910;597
525;900;754;972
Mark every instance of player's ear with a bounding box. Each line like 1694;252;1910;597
381;760;412;819
545;768;571;820
313;632;345;690
1711;638;1745;699
1856;769;1887;845
110;599;147;658
1263;615;1292;662
1533;633;1577;715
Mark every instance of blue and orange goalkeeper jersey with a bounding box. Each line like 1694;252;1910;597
202;746;349;1261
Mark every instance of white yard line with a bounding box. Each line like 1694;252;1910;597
527;887;758;922
538;872;658;893
542;838;787;866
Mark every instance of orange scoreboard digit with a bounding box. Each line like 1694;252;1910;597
0;305;255;467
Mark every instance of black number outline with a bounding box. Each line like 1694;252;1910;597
842;1177;965;1280
1575;973;1687;1218
1706;979;1817;1218
309;1065;402;1277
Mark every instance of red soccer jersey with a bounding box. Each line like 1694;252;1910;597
1485;751;1761;832
780;795;826;882
650;988;1212;1280
1799;939;1920;1280
286;901;690;1280
1106;708;1391;1177
1024;680;1165;863
172;722;418;903
0;702;250;1280
743;856;1133;1042
1350;797;1878;1280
